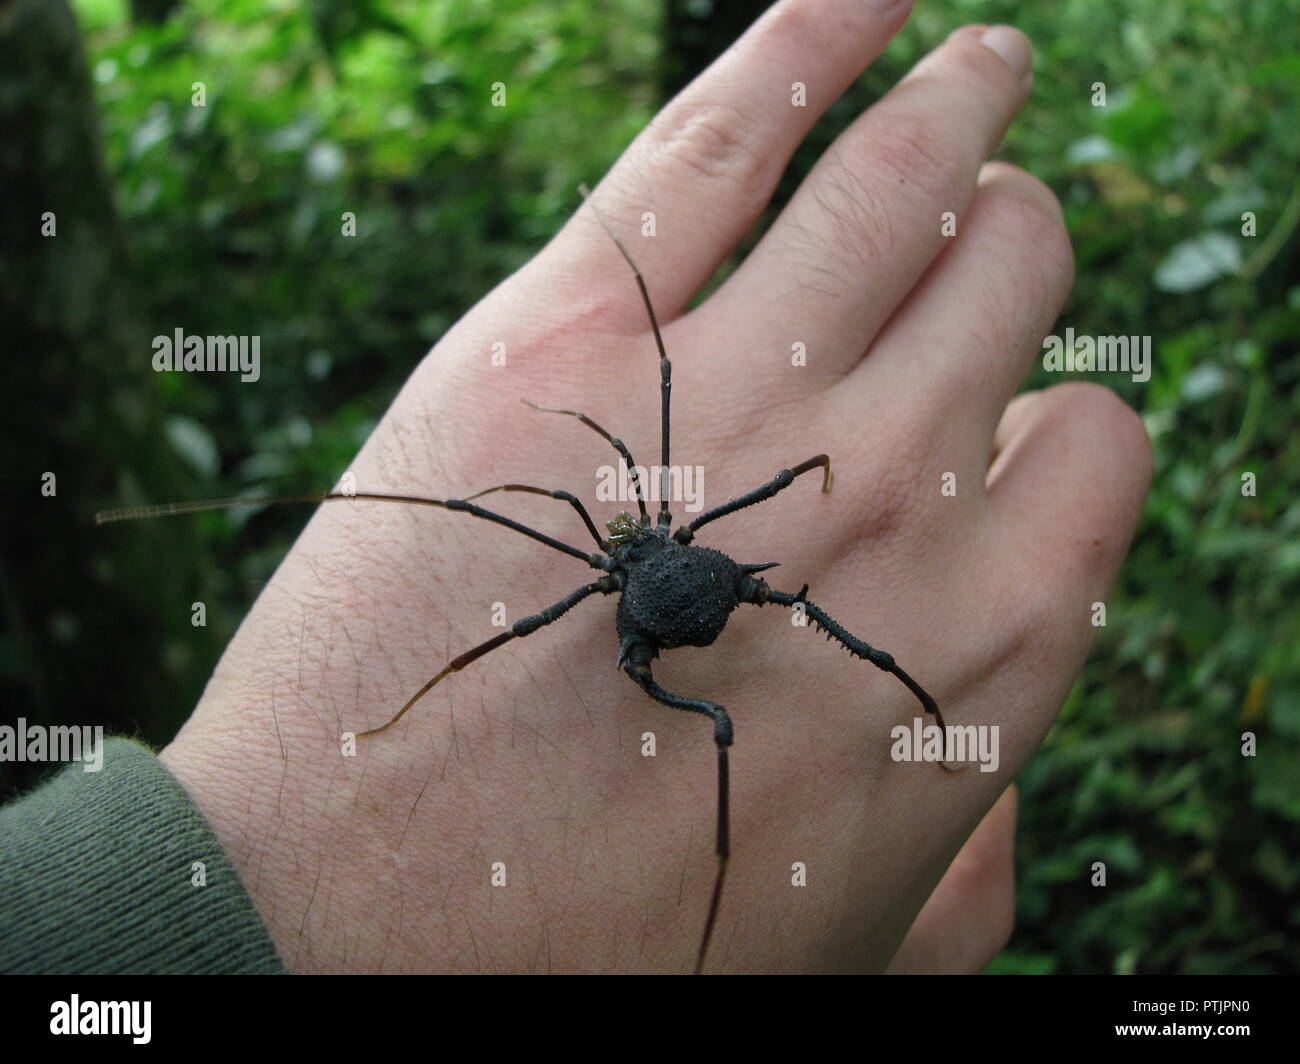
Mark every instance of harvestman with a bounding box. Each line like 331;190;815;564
97;187;958;973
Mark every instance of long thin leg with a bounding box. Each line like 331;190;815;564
752;584;961;770
96;491;610;570
520;401;650;527
577;184;674;530
622;642;731;974
673;455;832;545
359;577;618;736
464;483;604;547
657;359;672;531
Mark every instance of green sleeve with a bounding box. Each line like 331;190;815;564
0;736;285;974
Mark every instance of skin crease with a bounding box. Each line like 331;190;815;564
159;0;1152;974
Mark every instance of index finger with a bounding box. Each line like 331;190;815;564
550;0;918;325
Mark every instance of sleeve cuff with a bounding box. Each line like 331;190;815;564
0;736;286;974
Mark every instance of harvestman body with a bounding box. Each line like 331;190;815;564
97;186;955;973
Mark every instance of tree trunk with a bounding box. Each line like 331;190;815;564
0;0;216;796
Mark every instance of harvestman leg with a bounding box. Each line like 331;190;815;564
621;642;733;975
520;401;653;527
750;584;959;769
575;183;674;531
98;495;623;746
670;455;952;761
464;482;605;547
358;577;620;736
673;455;832;545
96;490;611;570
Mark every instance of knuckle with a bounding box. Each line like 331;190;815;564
1050;382;1152;475
645;100;772;206
993;562;1068;664
977;533;1065;657
858;110;966;207
822;448;924;552
979;170;1075;290
755;0;819;49
1020;577;1065;652
794;157;892;274
862;464;922;540
855;415;945;542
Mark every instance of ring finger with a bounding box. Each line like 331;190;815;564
700;24;1033;379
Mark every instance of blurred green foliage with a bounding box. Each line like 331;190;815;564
56;0;1300;972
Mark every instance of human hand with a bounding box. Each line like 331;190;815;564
159;0;1151;973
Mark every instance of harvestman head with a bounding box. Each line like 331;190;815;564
96;185;960;974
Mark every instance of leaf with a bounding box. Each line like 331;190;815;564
1153;232;1243;292
307;141;346;182
164;416;220;478
1102;92;1172;153
1180;363;1229;401
1066;134;1118;165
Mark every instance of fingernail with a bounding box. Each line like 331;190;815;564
979;25;1031;77
946;23;987;42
